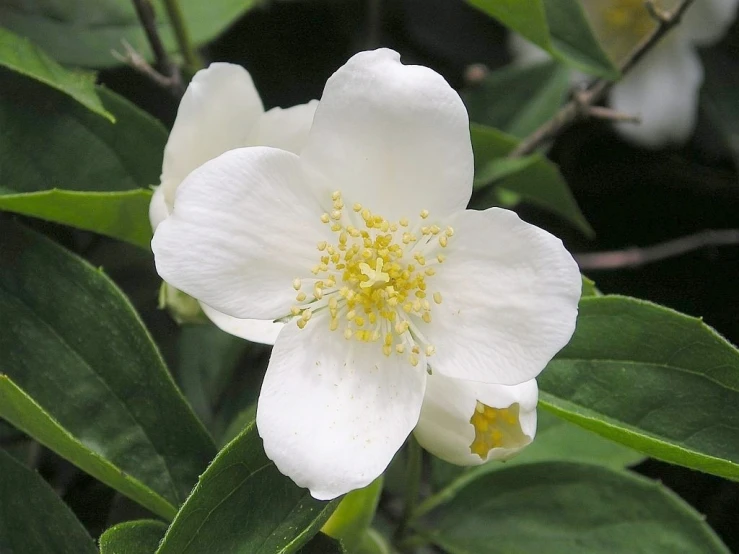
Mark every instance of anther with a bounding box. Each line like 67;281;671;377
420;209;429;219
433;292;443;304
292;278;302;290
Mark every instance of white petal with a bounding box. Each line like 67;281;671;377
425;208;581;385
300;48;473;221
160;63;264;208
201;303;283;345
257;316;426;500
152;147;330;320
250;100;319;155
149;185;170;231
413;372;537;465
609;38;703;147
680;0;739;46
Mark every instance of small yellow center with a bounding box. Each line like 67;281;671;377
291;191;453;366
587;0;659;62
603;0;655;34
469;401;527;459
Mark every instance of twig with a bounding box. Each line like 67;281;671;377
163;0;203;71
574;229;739;270
509;0;696;158
114;0;184;97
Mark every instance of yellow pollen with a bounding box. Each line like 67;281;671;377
359;258;390;289
293;191;453;366
469;401;527;460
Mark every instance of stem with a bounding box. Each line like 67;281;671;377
127;0;184;96
575;229;739;270
509;0;697;158
396;437;423;539
163;0;203;71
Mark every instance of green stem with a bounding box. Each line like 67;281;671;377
162;0;203;71
397;437;423;538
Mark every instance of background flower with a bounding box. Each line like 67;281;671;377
150;62;318;343
510;0;739;147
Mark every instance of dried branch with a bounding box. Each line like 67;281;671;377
509;0;696;158
574;229;739;270
113;0;184;97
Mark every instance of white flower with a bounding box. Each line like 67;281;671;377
414;374;538;465
509;0;739;147
150;62;318;343
152;49;581;500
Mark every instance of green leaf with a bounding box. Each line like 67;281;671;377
467;0;618;78
0;448;98;554
0;70;166;247
100;520;168;554
0;189;153;249
157;422;337;554
464;61;570;138
2;0;258;68
0;375;176;520
322;478;383;551
176;324;249;431
0;221;216;510
470;124;594;236
540;295;739;482
581;275;600;297
0;27;113;121
415;462;729;553
473;155;539;189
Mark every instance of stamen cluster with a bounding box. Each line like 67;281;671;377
469;401;521;459
291;191;453;366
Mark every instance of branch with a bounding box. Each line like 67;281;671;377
114;0;184;97
509;0;696;158
162;0;203;71
574;229;739;270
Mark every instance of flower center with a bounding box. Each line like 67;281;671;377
291;191;452;367
600;0;656;51
469;401;528;459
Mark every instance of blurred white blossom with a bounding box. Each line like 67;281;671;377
510;0;739;147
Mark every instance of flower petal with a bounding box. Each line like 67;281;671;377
251;100;319;155
201;303;283;345
152;147;330;320
149;185;170;231
257;316;427;500
425;208;581;385
160;63;264;209
609;39;702;147
413;372;537;465
680;0;739;46
300;48;473;221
